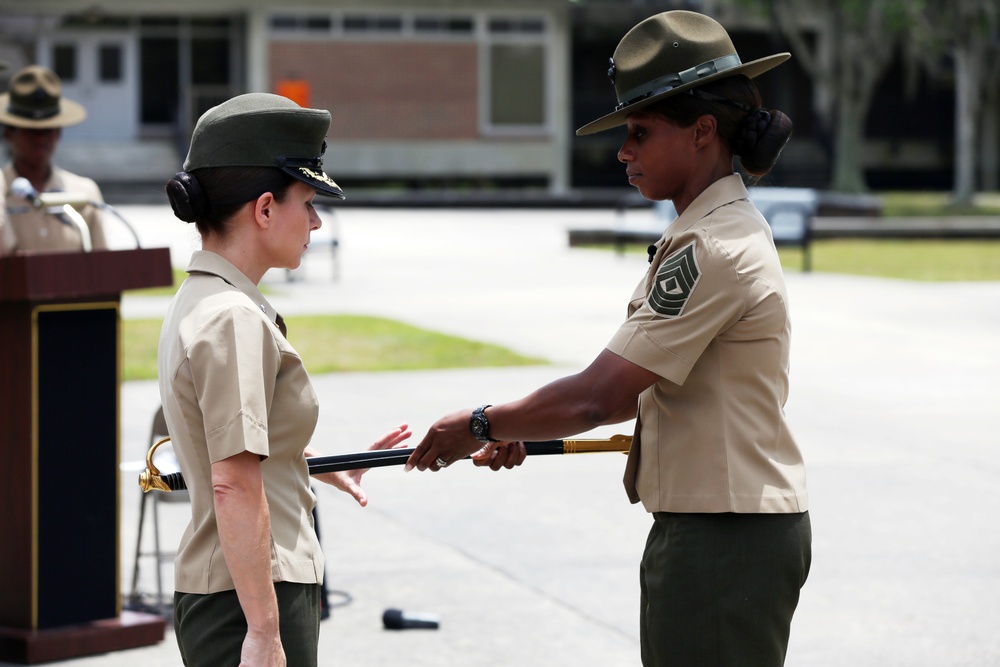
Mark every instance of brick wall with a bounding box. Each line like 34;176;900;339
270;41;479;140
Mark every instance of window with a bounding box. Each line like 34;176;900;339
483;16;549;133
270;14;334;33
191;38;229;85
343;14;403;34
488;17;545;34
489;44;545;126
99;45;123;83
414;15;474;35
52;44;77;82
269;11;473;39
141;37;178;124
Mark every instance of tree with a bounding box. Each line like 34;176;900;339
979;49;1000;192
739;0;912;193
913;1;1000;203
954;2;1000;200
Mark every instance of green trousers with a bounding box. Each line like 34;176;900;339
640;512;811;667
174;582;321;667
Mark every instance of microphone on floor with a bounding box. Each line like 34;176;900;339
382;608;440;630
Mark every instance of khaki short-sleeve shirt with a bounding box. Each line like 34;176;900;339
609;175;808;514
1;163;107;254
158;251;323;594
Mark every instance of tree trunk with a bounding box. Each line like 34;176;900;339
953;47;980;206
831;98;870;193
977;38;1000;192
979;96;999;192
828;7;882;195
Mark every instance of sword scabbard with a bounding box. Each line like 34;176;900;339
561;434;632;454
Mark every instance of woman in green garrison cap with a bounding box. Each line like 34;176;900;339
160;93;411;667
407;11;810;667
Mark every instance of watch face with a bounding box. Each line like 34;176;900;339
470;405;493;442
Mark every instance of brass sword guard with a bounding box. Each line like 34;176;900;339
138;436;175;493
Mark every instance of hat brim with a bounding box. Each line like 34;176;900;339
0;94;87;129
283;164;346;200
576;53;790;136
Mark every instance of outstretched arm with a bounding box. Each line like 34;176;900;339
406;349;659;472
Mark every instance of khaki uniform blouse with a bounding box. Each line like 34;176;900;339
158;251;324;594
609;175;808;514
1;163;107;254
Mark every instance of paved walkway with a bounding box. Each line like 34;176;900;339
6;205;998;666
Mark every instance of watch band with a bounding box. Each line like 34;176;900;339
470;404;499;443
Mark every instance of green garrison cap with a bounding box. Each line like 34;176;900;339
184;92;344;199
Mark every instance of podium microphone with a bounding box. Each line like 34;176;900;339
9;176;93;209
382;608;440;630
9;176;143;249
10;177;93;251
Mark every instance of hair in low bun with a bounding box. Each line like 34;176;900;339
734;109;771;158
166;171;210;224
736;108;793;177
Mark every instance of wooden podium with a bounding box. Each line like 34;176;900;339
0;249;173;664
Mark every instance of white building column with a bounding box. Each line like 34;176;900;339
245;7;269;93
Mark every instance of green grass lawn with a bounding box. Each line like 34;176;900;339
123;314;546;381
601;238;1000;281
880;191;1000;217
777;239;1000;281
284;314;545;373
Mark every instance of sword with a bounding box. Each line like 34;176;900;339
138;434;632;493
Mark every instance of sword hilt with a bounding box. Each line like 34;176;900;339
137;437;186;492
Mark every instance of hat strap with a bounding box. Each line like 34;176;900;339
615;54;742;111
276;155;323;169
275;140;327;170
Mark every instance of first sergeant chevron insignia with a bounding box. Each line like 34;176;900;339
648;242;701;317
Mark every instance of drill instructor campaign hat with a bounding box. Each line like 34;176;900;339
576;10;790;136
184;92;345;200
0;65;87;129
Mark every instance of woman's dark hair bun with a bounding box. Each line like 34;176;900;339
736;109;793;177
165;171;210;223
735;109;771;156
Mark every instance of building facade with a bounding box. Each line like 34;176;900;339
1;0;573;193
0;0;972;194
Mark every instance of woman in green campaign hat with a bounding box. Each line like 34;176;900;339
408;11;810;667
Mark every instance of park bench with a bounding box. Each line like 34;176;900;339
569;189;821;270
747;187;817;272
651;187;817;271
